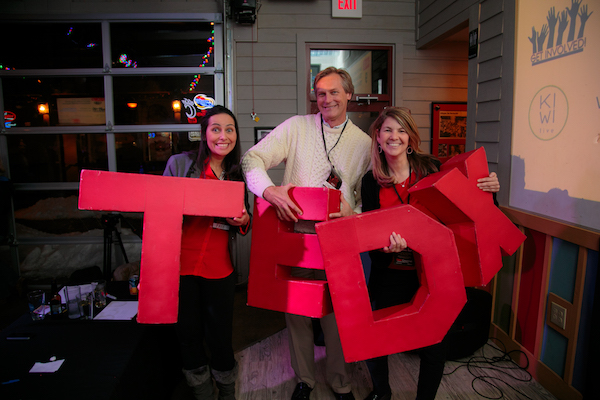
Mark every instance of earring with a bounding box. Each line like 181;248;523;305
378;144;383;154
407;146;413;155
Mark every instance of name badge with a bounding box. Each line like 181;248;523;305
212;222;230;231
393;248;415;267
324;167;342;190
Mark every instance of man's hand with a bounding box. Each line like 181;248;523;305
329;196;355;219
263;184;303;222
476;172;500;193
383;232;407;253
226;208;250;227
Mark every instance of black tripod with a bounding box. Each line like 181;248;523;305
102;213;138;282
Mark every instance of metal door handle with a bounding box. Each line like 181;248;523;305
355;96;378;105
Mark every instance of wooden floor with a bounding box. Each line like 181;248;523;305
234;328;558;400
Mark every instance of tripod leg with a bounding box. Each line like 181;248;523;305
103;223;113;282
113;228;130;265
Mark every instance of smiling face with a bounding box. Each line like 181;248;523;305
206;113;237;160
315;73;352;127
377;116;411;160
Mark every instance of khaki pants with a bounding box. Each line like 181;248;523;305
285;268;352;394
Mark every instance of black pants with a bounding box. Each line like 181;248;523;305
365;268;446;400
176;273;236;372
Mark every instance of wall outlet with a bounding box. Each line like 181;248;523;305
550;302;567;330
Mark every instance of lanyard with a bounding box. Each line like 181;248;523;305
392;166;412;205
321;116;348;167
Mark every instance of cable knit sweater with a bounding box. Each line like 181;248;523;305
242;113;371;212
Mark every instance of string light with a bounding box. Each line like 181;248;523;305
189;23;215;91
199;23;215;67
66;27;97;50
189;75;201;91
118;54;138;68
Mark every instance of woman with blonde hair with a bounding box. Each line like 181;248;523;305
360;107;499;400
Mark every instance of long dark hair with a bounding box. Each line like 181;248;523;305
194;105;243;181
369;107;439;187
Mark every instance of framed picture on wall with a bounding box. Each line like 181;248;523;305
431;102;467;162
254;127;274;144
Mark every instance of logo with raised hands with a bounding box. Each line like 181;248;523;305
529;0;593;65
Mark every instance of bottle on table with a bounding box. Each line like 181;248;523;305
50;279;62;317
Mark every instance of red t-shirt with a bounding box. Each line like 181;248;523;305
379;172;440;222
179;163;233;279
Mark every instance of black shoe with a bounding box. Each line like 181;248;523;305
291;382;312;400
333;390;355;400
364;391;391;400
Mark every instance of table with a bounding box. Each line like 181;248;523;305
0;285;180;400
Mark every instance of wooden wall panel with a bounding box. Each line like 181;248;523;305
236;86;297;101
478;35;503;61
235;57;297;72
479;142;499;162
477;58;503;83
475;121;500;142
475;100;500;122
416;0;478;48
479;13;504;41
403;73;468;88
476;78;502;102
480;0;503;20
258;14;415;29
516;228;547;354
404;59;468;74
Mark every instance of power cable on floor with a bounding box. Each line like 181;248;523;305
444;337;535;399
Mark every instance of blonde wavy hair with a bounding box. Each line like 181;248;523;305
369;107;438;187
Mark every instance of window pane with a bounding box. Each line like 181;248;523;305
13;190;143;235
113;75;214;125
3;77;105;128
115;131;199;175
111;22;215;68
0;23;102;69
14;190;104;238
7;134;108;183
310;49;389;94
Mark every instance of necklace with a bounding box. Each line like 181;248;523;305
392;165;412;204
396;165;411;187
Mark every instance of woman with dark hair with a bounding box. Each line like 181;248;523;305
163;105;250;400
361;107;499;400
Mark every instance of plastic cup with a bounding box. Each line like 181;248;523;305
65;286;82;319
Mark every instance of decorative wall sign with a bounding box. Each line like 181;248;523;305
431;102;467;163
254;127;274;144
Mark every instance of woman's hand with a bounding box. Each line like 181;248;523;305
226;208;250;227
477;172;500;193
382;232;407;253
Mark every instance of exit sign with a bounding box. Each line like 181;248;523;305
332;0;362;19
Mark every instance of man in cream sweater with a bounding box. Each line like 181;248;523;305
242;67;371;400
